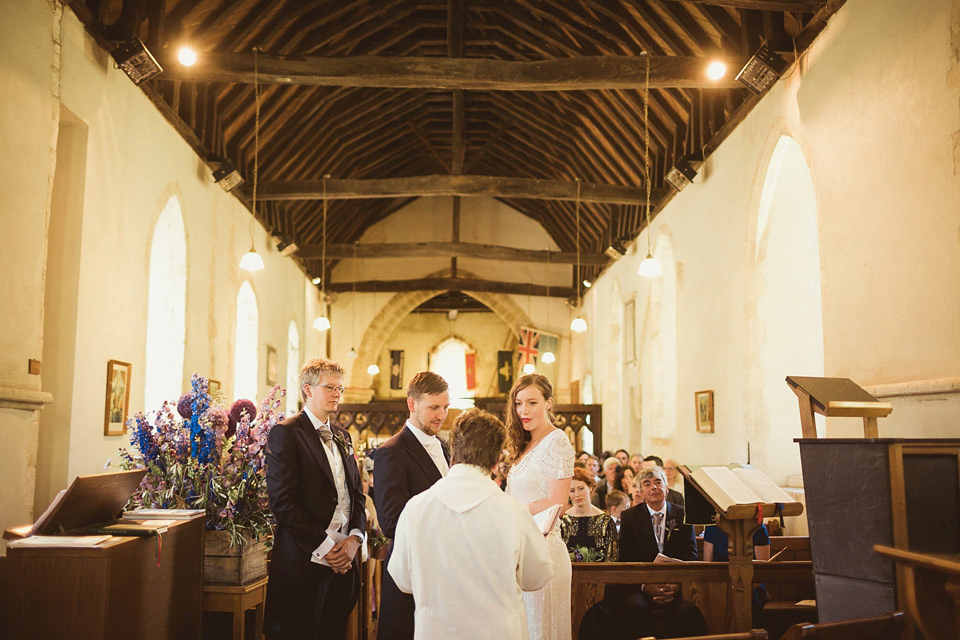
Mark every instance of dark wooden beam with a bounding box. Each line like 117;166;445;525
328;277;575;298
159;53;746;89
257;175;665;204
661;0;824;10
297;241;609;265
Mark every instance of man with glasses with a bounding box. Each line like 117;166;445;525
264;357;366;640
374;371;450;640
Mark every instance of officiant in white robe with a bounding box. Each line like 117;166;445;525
388;408;553;640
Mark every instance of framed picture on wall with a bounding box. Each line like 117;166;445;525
209;379;221;398
695;390;714;433
624;299;636;364
104;359;131;436
266;345;278;385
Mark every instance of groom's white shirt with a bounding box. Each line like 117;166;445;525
388;463;553;640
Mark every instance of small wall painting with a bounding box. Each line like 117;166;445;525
104;359;131;436
695;389;714;434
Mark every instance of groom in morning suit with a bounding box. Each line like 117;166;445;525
374;371;451;640
263;357;366;640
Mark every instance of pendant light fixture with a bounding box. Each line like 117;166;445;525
240;49;265;272
570;179;588;333
541;282;556;363
313;174;332;331
347;242;358;359
637;54;662;279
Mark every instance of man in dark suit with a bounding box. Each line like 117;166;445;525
373;372;450;640
263;357;366;640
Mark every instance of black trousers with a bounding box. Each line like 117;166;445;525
264;562;359;640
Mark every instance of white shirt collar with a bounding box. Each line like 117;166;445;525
646;502;667;518
430;464;499;513
406;419;442;447
304;406;331;431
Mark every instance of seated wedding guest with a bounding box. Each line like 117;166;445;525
580;466;705;640
614;449;630;467
561;468;618;563
615;465;635;495
628;453;644;474
591;457;620;508
577;450;591;465
388;408;553;639
587;455;601;484
642;455;684;506
703;523;771;621
604;490;629;535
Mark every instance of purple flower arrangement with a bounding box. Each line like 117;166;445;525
119;374;286;547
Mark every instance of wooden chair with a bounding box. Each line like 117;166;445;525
780;611;905;640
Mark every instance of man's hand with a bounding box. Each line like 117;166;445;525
644;581;680;605
324;536;361;574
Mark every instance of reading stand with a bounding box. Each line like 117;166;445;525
785;376;892;438
681;466;804;632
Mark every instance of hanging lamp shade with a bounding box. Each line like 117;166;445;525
522;363;536;374
570;315;588;333
541;351;556;364
313;315;331;331
366;363;380;375
637;252;662;278
348;347;358;359
239;244;265;271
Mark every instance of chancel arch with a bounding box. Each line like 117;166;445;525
745;134;824;481
144;195;187;409
347;268;533;391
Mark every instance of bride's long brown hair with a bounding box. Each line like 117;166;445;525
505;374;556;463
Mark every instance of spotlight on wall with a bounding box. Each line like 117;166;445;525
111;37;163;85
276;237;299;257
604;238;628;260
665;152;703;191
736;44;787;95
212;161;243;192
706;59;727;81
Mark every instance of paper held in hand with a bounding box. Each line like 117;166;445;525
532;504;562;536
689;466;797;513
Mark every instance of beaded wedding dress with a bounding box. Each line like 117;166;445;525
507;429;575;640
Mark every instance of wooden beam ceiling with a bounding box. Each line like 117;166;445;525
256;174;666;204
159;53;747;89
327;276;575;298
295;241;610;265
661;0;824;11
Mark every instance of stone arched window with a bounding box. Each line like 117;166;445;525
234;281;259;402
144;195;187;408
286;320;301;414
430;336;475;409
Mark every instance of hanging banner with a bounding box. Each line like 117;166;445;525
465;352;477;390
497;350;514;393
390;350;404;389
517;326;541;367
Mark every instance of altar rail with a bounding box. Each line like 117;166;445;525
336;401;603;454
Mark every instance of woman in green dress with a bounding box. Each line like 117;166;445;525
561;467;618;563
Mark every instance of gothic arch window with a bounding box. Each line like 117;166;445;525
234;281;259;402
286;320;301;414
430;336;475;409
144;195;187;409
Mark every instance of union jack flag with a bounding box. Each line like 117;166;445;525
517;326;541;366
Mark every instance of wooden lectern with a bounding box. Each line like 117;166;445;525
681;466;804;632
0;469;204;639
786;375;892;438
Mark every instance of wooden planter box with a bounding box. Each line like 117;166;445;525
204;530;268;585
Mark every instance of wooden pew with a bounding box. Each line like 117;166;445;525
571;561;814;637
780;611;905;640
763;537;818;639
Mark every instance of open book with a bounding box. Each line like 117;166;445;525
689;466;797;513
532;504;562;536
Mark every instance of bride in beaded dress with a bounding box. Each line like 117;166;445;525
506;374;575;640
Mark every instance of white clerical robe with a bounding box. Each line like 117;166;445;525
388;463;554;640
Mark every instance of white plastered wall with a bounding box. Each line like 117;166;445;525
0;5;318;545
577;0;960;484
